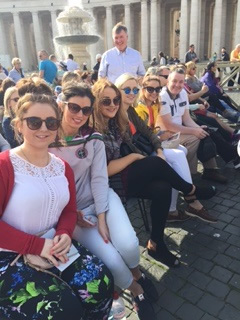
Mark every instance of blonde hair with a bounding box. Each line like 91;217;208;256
185;61;196;75
12;93;61;144
3;86;18;118
115;73;139;107
92;78;128;137
139;75;161;110
12;57;21;67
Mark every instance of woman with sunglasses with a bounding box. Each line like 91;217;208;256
92;77;216;268
49;82;157;320
0;93;113;320
134;74;214;222
2;86;19;148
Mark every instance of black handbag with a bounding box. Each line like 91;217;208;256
197;136;217;162
132;132;154;156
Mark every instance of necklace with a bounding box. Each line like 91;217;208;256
20;147;50;167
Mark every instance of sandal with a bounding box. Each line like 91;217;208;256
184;185;216;203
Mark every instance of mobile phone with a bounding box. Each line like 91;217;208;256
83;217;96;226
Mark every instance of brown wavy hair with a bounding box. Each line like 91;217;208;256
139;75;161;110
92;78;128;136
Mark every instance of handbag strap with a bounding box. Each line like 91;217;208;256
129;121;137;135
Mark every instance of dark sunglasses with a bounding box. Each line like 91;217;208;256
192;67;196;70
100;96;121;107
23;117;60;131
160;75;168;79
122;87;139;95
66;102;93;116
144;86;162;94
10;97;19;103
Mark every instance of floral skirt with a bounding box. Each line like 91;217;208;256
0;241;114;320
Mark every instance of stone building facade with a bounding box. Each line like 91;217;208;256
0;0;240;70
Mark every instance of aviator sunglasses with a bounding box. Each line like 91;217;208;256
144;86;162;94
65;102;93;116
100;96;121;107
23;117;60;131
121;87;140;95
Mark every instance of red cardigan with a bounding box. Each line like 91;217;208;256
0;150;77;255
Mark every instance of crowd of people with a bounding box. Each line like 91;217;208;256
0;21;240;320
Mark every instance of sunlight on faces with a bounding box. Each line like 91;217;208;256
167;72;185;96
143;80;161;103
100;87;120;119
62;96;91;134
113;30;128;52
18;103;58;148
121;79;139;106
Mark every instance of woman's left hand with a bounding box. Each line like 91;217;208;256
98;213;110;244
52;233;72;263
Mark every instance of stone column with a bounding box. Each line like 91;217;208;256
141;0;149;61
32;11;44;53
150;0;158;59
0;15;7;55
235;0;240;43
106;6;113;49
13;12;28;68
212;0;223;57
179;0;189;61
50;10;58;39
189;0;200;54
124;4;132;47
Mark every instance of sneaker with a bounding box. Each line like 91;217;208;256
233;157;240;169
185;205;217;223
167;210;191;222
136;272;159;303
132;294;156;320
202;169;228;184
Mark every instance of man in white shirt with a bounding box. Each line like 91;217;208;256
65;54;79;71
98;22;145;83
157;68;227;184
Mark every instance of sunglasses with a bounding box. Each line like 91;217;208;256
160;75;168;79
10;97;19;103
23;117;60;131
65;102;93;116
121;87;139;95
144;86;162;94
192;67;196;70
100;96;121;107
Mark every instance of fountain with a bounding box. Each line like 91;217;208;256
55;1;99;68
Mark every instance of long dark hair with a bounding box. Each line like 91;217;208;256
202;61;216;76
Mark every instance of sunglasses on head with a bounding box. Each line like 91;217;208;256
160;75;168;79
121;87;139;95
100;96;121;107
10;97;19;103
23;117;60;131
65;102;93;116
144;86;162;94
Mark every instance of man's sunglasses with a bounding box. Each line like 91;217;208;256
144;86;162;94
121;87;139;95
65;102;93;116
160;75;168;79
10;97;19;103
100;96;121;107
23;117;60;131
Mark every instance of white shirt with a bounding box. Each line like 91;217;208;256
160;87;189;125
98;46;146;83
65;59;79;71
2;152;69;237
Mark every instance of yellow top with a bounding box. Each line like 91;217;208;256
135;102;159;131
230;49;240;61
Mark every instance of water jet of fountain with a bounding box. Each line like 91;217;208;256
55;0;99;68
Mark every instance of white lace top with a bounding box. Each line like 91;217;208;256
2;151;70;236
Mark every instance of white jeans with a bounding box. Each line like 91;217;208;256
73;188;139;289
163;145;192;212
